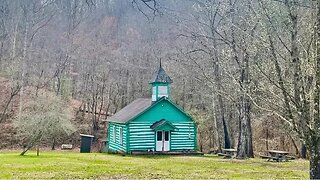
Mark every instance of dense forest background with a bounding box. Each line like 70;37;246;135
0;0;319;171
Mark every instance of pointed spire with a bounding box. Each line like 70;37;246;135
150;60;173;84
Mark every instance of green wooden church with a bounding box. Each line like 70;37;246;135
107;63;197;154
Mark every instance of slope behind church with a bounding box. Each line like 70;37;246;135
107;63;197;154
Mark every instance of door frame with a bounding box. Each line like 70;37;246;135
155;130;170;152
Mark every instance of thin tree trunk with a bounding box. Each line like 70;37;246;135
0;85;22;123
212;91;222;152
301;144;306;159
51;138;56;150
18;8;29;122
280;136;285;150
0;95;14;123
266;128;269;151
36;145;39;156
287;134;299;157
20;145;32;156
247;113;254;158
214;43;231;150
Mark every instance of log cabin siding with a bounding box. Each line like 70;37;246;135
108;122;127;153
170;122;196;151
128;122;155;151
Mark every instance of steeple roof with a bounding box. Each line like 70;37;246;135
150;61;173;84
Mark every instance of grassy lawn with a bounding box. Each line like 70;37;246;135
0;151;308;179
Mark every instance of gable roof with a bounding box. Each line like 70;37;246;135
107;98;151;123
150;65;173;84
108;97;194;124
150;119;176;131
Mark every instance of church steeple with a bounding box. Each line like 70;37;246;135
150;61;172;102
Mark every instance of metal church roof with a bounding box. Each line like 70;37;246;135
150;63;173;84
108;98;151;123
107;96;193;124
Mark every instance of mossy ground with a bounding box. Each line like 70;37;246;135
0;151;308;179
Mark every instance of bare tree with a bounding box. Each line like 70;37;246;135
16;93;75;156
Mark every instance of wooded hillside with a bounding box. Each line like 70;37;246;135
0;0;319;178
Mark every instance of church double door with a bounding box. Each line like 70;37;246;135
156;131;170;151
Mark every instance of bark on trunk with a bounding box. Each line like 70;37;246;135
222;115;231;149
310;142;320;179
213;59;231;149
212;92;222;152
236;52;253;159
247;114;254;158
236;95;252;158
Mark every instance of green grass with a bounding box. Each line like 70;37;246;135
0;151;308;179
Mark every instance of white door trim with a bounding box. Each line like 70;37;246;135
156;131;170;152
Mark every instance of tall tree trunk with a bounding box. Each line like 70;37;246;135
228;0;252;157
215;66;231;149
212;89;222;152
237;52;253;158
213;47;230;149
18;7;29;122
237;95;250;159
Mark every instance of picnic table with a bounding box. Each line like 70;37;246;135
261;150;294;162
218;149;237;158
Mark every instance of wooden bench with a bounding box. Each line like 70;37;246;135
217;153;232;158
286;155;296;160
262;150;295;162
61;144;73;150
259;154;282;162
259;154;272;159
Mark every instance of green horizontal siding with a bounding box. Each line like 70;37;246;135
108;123;127;153
170;122;196;151
128;121;196;152
129;122;155;151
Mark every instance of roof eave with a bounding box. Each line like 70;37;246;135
106;119;127;124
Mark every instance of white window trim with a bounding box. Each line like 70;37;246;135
158;86;168;98
152;86;157;101
119;127;123;145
